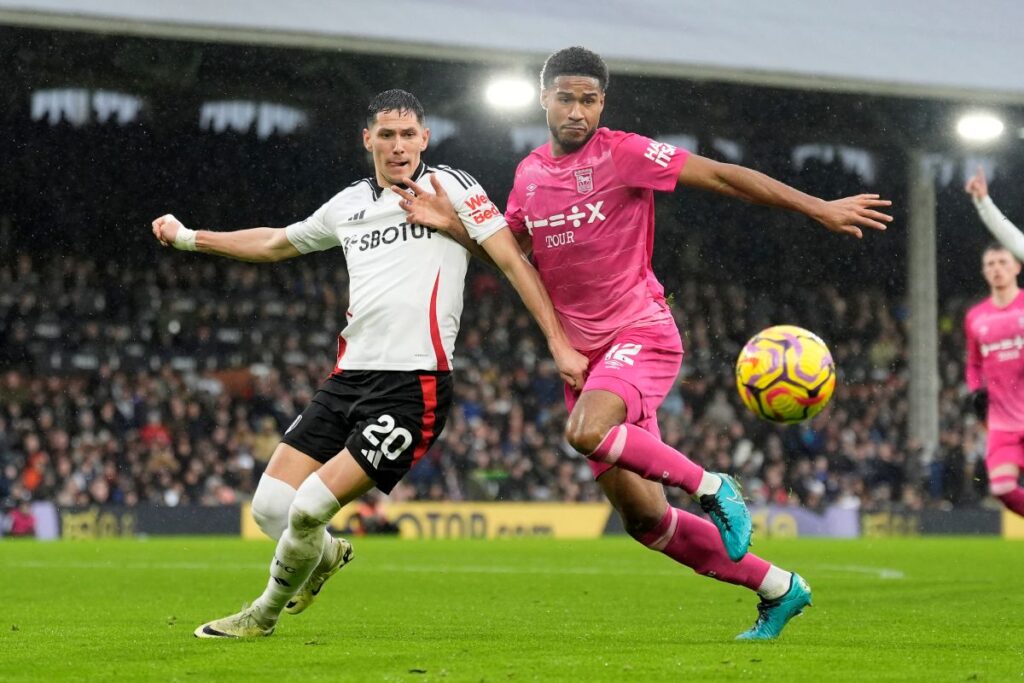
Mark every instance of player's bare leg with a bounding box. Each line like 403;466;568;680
567;389;752;559
250;443;356;615
599;467;811;640
989;463;1024;516
195;450;372;639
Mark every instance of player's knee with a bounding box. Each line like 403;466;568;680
287;474;341;533
251;476;296;541
251;494;289;540
565;420;611;456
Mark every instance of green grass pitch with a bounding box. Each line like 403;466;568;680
1;536;1021;681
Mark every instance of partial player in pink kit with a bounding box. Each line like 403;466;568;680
964;167;1024;517
401;48;891;640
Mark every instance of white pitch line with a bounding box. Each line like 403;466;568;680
0;559;671;576
1;559;906;579
809;563;906;580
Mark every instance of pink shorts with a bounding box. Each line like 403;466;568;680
986;429;1024;473
564;322;684;479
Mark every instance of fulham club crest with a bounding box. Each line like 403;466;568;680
574;167;594;194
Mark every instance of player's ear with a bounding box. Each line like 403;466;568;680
539;88;549;111
421;127;430;151
362;128;372;151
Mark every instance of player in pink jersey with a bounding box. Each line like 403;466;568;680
964;169;1024;517
398;48;891;640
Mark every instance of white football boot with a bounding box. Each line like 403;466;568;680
194;606;275;639
284;536;354;615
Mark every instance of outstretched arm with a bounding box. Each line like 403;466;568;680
965;167;1024;261
479;229;588;389
151;214;300;263
677;154;893;238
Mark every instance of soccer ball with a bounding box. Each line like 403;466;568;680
735;325;836;424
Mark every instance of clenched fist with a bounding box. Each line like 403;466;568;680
151;214;196;251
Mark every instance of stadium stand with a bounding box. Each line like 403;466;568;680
0;106;1017;519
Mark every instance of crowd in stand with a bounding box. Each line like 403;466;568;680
3;117;1018;521
0;248;992;517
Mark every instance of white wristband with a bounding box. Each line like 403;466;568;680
173;226;198;251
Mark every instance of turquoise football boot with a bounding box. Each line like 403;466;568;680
736;573;813;641
698;473;752;561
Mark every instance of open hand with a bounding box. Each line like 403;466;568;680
815;194;892;239
391;174;460;233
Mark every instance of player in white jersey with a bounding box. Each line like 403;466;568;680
151;90;588;639
966;167;1024;261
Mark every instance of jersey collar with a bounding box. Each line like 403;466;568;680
370;161;428;201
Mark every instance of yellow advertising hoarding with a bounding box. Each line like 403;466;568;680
242;502;613;540
1003;509;1024;539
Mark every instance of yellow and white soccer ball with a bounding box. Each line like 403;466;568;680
735;325;836;424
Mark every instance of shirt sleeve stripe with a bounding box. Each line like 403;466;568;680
436;167;470;190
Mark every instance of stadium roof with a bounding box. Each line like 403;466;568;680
1;0;1023;103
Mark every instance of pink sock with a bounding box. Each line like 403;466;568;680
636;507;770;591
997;487;1024;516
590;424;704;494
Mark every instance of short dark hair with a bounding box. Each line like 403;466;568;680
366;89;425;127
984;241;1018;259
540;46;609;91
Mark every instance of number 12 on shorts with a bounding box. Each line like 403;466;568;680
604;343;642;368
360;414;413;468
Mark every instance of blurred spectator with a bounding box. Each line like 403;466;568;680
4;496;36;538
339;493;400;536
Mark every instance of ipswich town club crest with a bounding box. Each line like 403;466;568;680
574;167;594;194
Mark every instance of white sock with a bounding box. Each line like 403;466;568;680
252;474;336;569
252;474;341;623
757;565;793;600
251;475;297;540
694;471;722;497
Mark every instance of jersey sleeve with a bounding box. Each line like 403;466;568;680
974;195;1024;262
964;310;984;391
504;162;528;236
284;198;340;254
432;167;507;244
610;131;689;191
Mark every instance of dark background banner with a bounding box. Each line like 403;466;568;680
58;505;240;539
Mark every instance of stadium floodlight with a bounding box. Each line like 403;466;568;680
485;77;534;110
956;113;1004;142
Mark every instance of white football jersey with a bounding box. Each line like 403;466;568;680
285;161;506;372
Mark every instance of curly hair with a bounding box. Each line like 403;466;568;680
540;46;609;91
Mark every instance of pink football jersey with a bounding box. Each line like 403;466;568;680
506;128;688;351
965;291;1024;431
